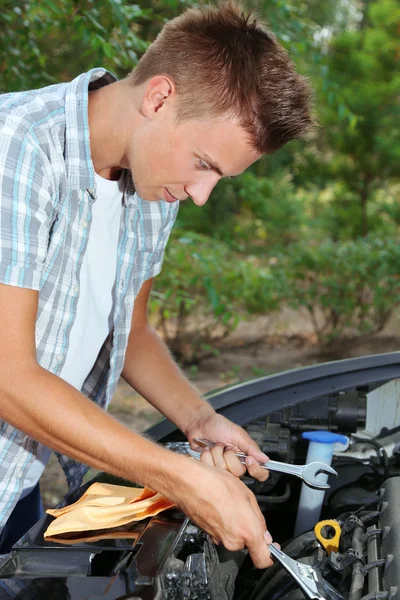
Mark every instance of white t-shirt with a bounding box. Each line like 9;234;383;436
21;173;123;499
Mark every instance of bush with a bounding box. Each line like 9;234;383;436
152;232;400;361
150;230;285;363
282;236;400;347
176;171;307;252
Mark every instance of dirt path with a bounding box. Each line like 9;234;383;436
40;327;400;508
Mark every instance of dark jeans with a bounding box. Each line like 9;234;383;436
0;483;44;554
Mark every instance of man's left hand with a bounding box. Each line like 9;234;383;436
186;413;270;482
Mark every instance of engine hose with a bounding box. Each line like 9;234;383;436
360;593;389;600
349;523;366;600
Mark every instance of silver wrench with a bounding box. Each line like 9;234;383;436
189;438;338;490
268;544;344;600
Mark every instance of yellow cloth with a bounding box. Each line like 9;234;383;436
44;482;175;544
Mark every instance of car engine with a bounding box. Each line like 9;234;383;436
164;392;400;600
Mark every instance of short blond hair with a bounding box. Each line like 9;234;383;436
128;1;314;154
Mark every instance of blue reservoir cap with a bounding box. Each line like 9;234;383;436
302;431;348;445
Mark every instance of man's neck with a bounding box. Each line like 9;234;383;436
96;167;123;181
88;80;139;177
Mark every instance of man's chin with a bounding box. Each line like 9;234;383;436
130;170;166;202
133;185;156;203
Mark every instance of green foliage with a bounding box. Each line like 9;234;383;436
3;0;400;361
233;172;307;250
0;0;164;92
282;236;400;347
150;230;285;363
174;0;399;250
150;229;400;356
309;0;400;236
177;171;307;251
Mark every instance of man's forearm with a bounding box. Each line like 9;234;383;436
0;361;193;499
122;324;215;436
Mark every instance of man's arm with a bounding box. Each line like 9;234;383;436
122;279;270;478
122;278;215;436
0;282;188;488
0;281;273;568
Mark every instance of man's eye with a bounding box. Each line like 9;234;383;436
197;159;212;172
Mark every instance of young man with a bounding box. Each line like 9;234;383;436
0;2;313;568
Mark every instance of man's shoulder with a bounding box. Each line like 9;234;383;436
0;81;75;179
0;81;69;147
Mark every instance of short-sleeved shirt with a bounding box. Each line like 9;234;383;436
0;69;179;528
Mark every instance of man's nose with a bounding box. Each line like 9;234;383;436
186;180;217;207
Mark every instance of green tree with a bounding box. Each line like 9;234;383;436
0;0;167;93
305;0;400;238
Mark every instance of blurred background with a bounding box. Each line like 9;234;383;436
1;0;399;505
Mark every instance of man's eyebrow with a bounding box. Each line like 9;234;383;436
199;152;225;177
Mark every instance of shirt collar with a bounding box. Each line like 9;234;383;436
64;68;138;209
64;68;117;193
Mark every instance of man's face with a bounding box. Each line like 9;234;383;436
124;101;261;206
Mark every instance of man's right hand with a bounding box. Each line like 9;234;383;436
163;456;273;569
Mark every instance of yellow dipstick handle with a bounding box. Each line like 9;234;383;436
314;519;342;554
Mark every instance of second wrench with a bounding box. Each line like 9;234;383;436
192;438;338;490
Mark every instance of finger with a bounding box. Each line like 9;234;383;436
245;456;269;482
232;429;269;463
247;530;273;569
264;530;273;544
199;448;214;467
244;439;269;463
268;541;281;564
272;541;281;550
224;449;247;477
209;445;228;470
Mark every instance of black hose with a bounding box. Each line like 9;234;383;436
352;437;389;483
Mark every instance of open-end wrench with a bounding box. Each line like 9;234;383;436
189;438;338;490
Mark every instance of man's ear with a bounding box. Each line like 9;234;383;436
142;76;176;118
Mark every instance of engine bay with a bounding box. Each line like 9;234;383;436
165;387;400;600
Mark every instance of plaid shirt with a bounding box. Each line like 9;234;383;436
0;69;179;528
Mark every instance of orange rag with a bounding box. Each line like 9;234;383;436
44;482;175;544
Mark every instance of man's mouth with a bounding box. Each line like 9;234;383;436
164;188;179;203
